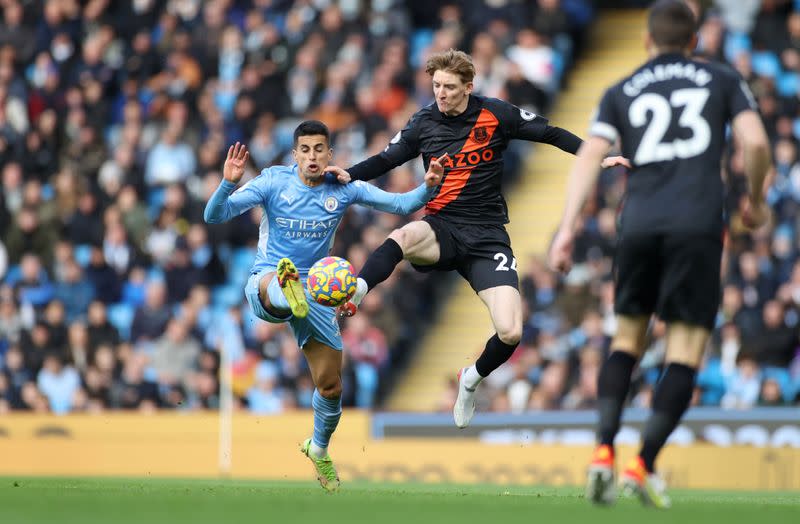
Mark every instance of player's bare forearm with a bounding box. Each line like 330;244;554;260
559;136;612;232
744;144;771;203
733;111;772;202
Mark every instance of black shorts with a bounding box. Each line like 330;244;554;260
411;215;519;292
614;233;722;329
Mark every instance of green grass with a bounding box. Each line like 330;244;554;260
0;478;796;524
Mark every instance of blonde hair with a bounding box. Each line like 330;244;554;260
425;49;475;84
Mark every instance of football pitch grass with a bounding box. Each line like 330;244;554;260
0;478;797;524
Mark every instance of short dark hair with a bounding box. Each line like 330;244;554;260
648;0;696;50
293;120;330;147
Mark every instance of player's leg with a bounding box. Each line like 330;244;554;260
621;234;721;508
620;324;705;509
246;269;294;322
343;218;443;314
453;283;522;428
588;314;648;504
454;231;521;428
596;316;649;451
273;257;309;318
620;322;706;508
589;234;659;505
299;337;343;491
293;302;345;491
639;323;707;473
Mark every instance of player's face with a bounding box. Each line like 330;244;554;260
432;70;473;116
293;135;332;183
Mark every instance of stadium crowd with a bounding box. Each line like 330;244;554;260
458;0;800;415
0;0;593;413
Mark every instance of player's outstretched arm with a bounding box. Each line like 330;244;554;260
506;103;630;168
204;142;264;224
351;155;444;215
548;136;612;274
327;116;422;184
325;143;418;184
539;125;631;168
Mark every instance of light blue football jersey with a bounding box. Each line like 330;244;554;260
204;164;433;275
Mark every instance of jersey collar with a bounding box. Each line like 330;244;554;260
431;94;481;121
649;52;690;65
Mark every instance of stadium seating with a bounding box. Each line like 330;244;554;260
0;1;798;415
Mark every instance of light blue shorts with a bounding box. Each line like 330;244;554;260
244;268;343;351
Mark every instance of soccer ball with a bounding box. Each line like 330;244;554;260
306;256;357;307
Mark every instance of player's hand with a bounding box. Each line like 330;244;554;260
601;156;632;169
425;153;446;188
742;198;770;230
337;302;357;318
325;165;352;184
223;142;249;184
548;228;575;275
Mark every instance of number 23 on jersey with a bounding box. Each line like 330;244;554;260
630;87;710;164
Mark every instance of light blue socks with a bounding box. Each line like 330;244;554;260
311;388;342;450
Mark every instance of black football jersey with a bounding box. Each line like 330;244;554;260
591;53;758;236
347;95;551;224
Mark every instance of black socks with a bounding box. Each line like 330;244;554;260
475;334;519;377
597;351;637;448
639;363;696;472
359;238;404;291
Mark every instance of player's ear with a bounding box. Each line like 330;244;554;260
291;147;298;163
643;29;650;51
465;81;474;95
688;33;698;53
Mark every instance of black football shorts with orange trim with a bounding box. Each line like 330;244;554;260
411;215;519;293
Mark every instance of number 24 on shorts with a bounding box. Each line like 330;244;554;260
494;253;517;271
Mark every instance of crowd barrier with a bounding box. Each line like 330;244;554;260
0;411;797;490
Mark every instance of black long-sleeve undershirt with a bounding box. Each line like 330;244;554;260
347;124;584;182
539;125;584;155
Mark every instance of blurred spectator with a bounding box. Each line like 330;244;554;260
0;295;22;346
247;360;285;414
722;355;761;410
36;353;80;414
2;345;30;408
86;301;120;350
0;2;34;63
342;314;389;408
54;260;94;323
5;207;58;266
13;254;54;310
507;29;556;94
110;352;158;410
758;377;787;406
145;125;196;187
150;318;201;393
85;247;122;304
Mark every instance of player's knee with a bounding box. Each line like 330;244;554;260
496;321;522;346
387;228;407;251
317;379;342;400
